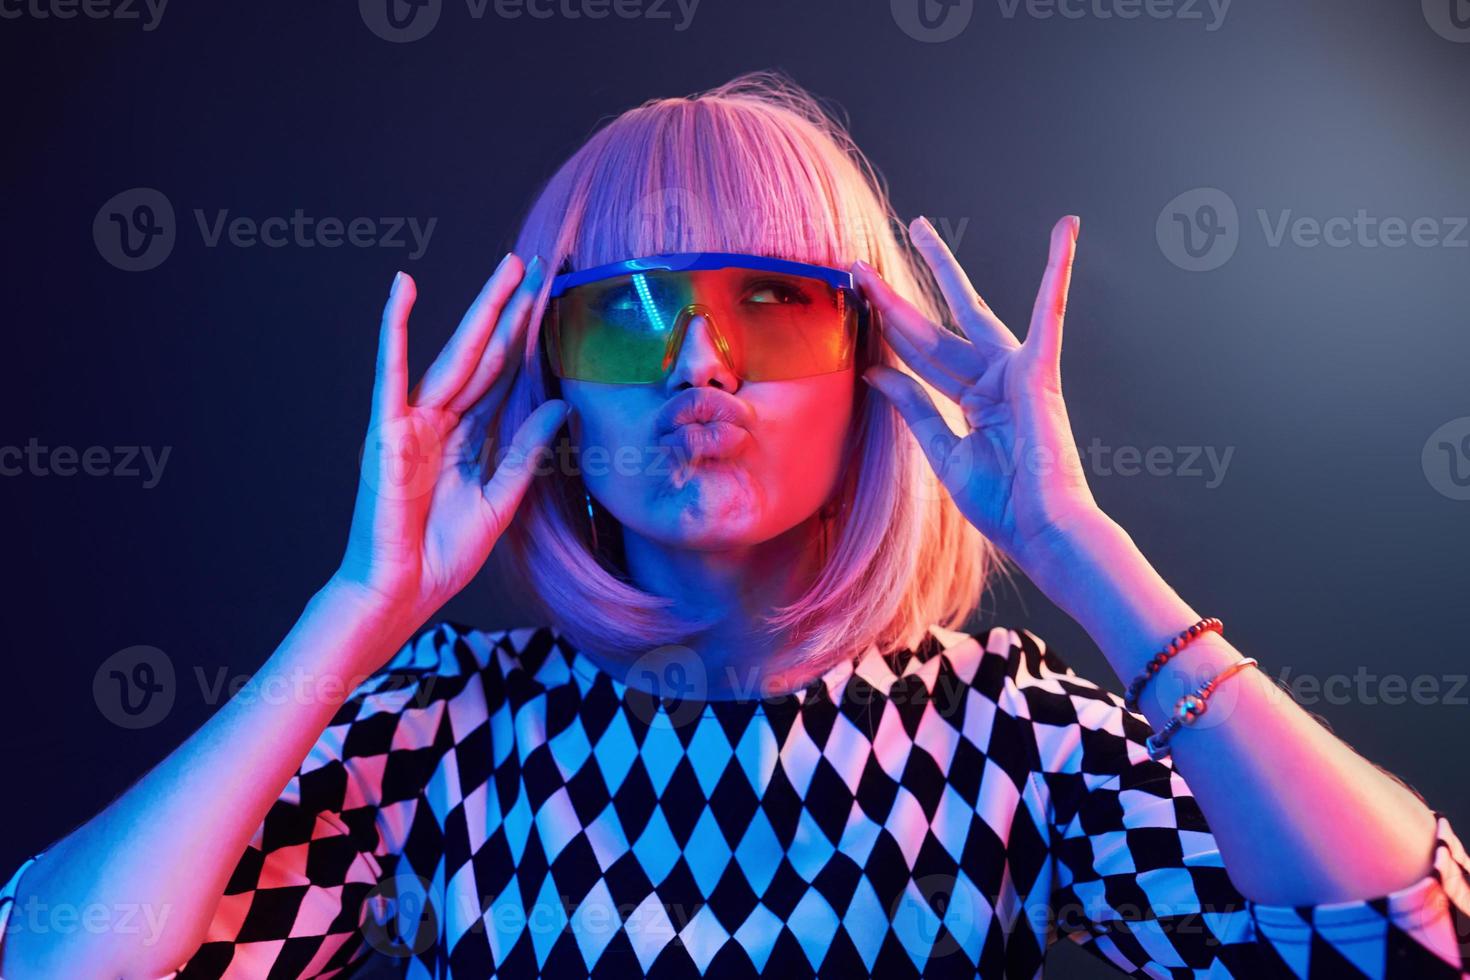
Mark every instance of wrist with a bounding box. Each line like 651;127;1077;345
1016;508;1124;600
1019;512;1210;676
291;577;423;677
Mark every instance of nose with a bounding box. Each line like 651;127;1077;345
665;312;739;391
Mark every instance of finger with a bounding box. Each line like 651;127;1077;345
439;338;523;479
908;215;1019;352
863;364;963;481
479;399;572;531
1025;216;1079;370
852;260;974;403
448;254;546;415
372;271;415;424
413;252;524;410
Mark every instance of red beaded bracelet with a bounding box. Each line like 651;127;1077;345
1123;617;1224;713
1145;657;1260;760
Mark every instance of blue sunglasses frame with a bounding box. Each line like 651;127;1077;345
547;251;862;297
540;250;875;385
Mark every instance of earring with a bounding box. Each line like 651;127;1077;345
819;497;839;562
584;486;600;554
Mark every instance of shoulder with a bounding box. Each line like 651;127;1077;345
919;623;1154;773
914;622;1086;699
340;619;566;719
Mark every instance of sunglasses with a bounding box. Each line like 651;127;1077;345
540;252;871;384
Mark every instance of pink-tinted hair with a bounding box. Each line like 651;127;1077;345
497;69;1008;673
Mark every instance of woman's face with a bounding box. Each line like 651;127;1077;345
561;311;856;550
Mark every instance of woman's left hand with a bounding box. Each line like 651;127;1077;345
853;215;1104;580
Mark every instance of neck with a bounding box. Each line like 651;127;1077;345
613;513;830;698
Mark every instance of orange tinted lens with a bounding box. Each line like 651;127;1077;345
548;267;857;383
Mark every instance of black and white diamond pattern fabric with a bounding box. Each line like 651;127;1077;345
3;622;1468;978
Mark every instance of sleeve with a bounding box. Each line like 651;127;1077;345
1009;627;1470;980
0;623;457;980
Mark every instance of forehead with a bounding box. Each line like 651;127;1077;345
551;251;854;297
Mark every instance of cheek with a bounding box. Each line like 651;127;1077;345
562;386;651;496
753;378;855;495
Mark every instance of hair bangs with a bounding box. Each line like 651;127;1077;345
498;70;1004;676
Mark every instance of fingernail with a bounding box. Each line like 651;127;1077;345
1068;215;1081;239
391;270;404;294
494;251;513;275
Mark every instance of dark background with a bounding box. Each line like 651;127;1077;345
3;2;1468;976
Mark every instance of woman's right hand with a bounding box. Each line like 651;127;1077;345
328;253;569;650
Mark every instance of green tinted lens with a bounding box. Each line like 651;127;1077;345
546;267;856;383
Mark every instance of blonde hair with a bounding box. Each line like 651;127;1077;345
497;70;1008;674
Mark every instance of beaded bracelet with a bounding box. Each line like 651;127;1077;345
1145;657;1260;760
1123;617;1224;713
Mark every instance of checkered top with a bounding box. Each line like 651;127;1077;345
4;622;1468;978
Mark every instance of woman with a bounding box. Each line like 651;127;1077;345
1;71;1466;979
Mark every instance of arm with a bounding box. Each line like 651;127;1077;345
1002;624;1470;978
1025;510;1438;905
0;583;414;979
0;254;568;979
855;213;1469;970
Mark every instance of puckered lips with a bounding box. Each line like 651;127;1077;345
656;388;755;461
